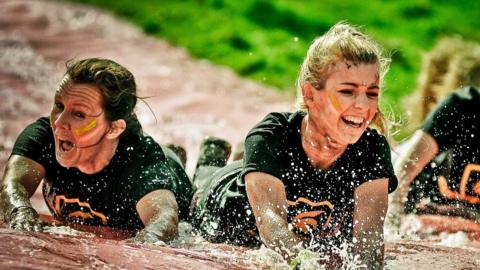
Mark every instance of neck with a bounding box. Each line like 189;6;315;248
77;139;119;174
301;115;347;169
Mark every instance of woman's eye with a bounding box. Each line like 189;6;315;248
74;112;85;119
339;89;354;96
54;102;64;110
367;92;379;98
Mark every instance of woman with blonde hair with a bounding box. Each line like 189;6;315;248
191;22;397;269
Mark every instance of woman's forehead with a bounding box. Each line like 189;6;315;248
327;61;379;85
56;83;103;106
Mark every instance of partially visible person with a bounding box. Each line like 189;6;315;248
403;36;480;129
389;37;480;226
191;22;397;269
0;58;193;243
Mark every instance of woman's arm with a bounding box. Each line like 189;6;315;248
134;189;179;243
0;155;45;230
391;130;439;211
352;178;389;269
245;171;303;260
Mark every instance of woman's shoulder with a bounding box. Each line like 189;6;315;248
116;133;165;163
248;111;304;135
356;128;390;149
435;86;480;112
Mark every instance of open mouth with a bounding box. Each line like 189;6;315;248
341;116;364;128
59;139;75;152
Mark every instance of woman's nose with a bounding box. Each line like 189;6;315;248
53;111;70;129
354;93;369;109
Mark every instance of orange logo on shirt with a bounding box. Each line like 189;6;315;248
287;197;338;236
438;163;480;204
52;195;108;224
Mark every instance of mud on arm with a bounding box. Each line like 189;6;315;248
0;155;45;230
245;171;303;261
352;178;389;269
134;189;179;243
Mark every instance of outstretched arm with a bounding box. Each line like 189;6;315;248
134;189;179;243
352;178;389;269
391;130;439;212
0;155;45;230
245;171;303;260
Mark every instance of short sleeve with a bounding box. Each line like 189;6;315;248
124;138;193;218
241;133;285;181
240;113;292;182
357;131;398;193
421;87;480;150
11;117;54;168
422;94;460;149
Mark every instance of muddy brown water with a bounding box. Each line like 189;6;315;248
1;0;480;269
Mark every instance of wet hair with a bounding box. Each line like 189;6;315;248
60;58;142;137
405;36;480;128
295;22;391;134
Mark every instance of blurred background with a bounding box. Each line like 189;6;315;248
67;0;480;139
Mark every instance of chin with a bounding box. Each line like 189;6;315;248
55;152;77;168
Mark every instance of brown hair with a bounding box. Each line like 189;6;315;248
62;58;142;137
295;22;391;134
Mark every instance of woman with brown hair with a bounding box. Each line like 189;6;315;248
0;58;193;242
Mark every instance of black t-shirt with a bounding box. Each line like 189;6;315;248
193;111;397;248
11;117;193;230
411;86;480;210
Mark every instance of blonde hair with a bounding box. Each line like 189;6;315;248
406;36;480;128
295;22;391;134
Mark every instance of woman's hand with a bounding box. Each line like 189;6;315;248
1;155;45;231
129;228;167;245
9;206;44;231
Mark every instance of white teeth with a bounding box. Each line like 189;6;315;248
343;116;364;124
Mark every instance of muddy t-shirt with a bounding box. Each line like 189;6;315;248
413;86;480;210
11;117;193;230
193;111;397;248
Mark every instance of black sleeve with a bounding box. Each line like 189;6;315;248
126;140;193;216
241;134;285;181
10;117;53;168
359;131;398;193
421;92;463;149
240;113;289;182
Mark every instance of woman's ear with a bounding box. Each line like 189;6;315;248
107;119;126;139
302;83;315;106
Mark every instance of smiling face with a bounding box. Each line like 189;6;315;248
304;61;380;145
50;83;114;169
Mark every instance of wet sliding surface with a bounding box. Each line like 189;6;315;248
0;224;257;270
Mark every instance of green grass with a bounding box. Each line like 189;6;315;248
68;0;480;137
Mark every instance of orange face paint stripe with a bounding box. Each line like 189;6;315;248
74;119;97;136
328;93;342;110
